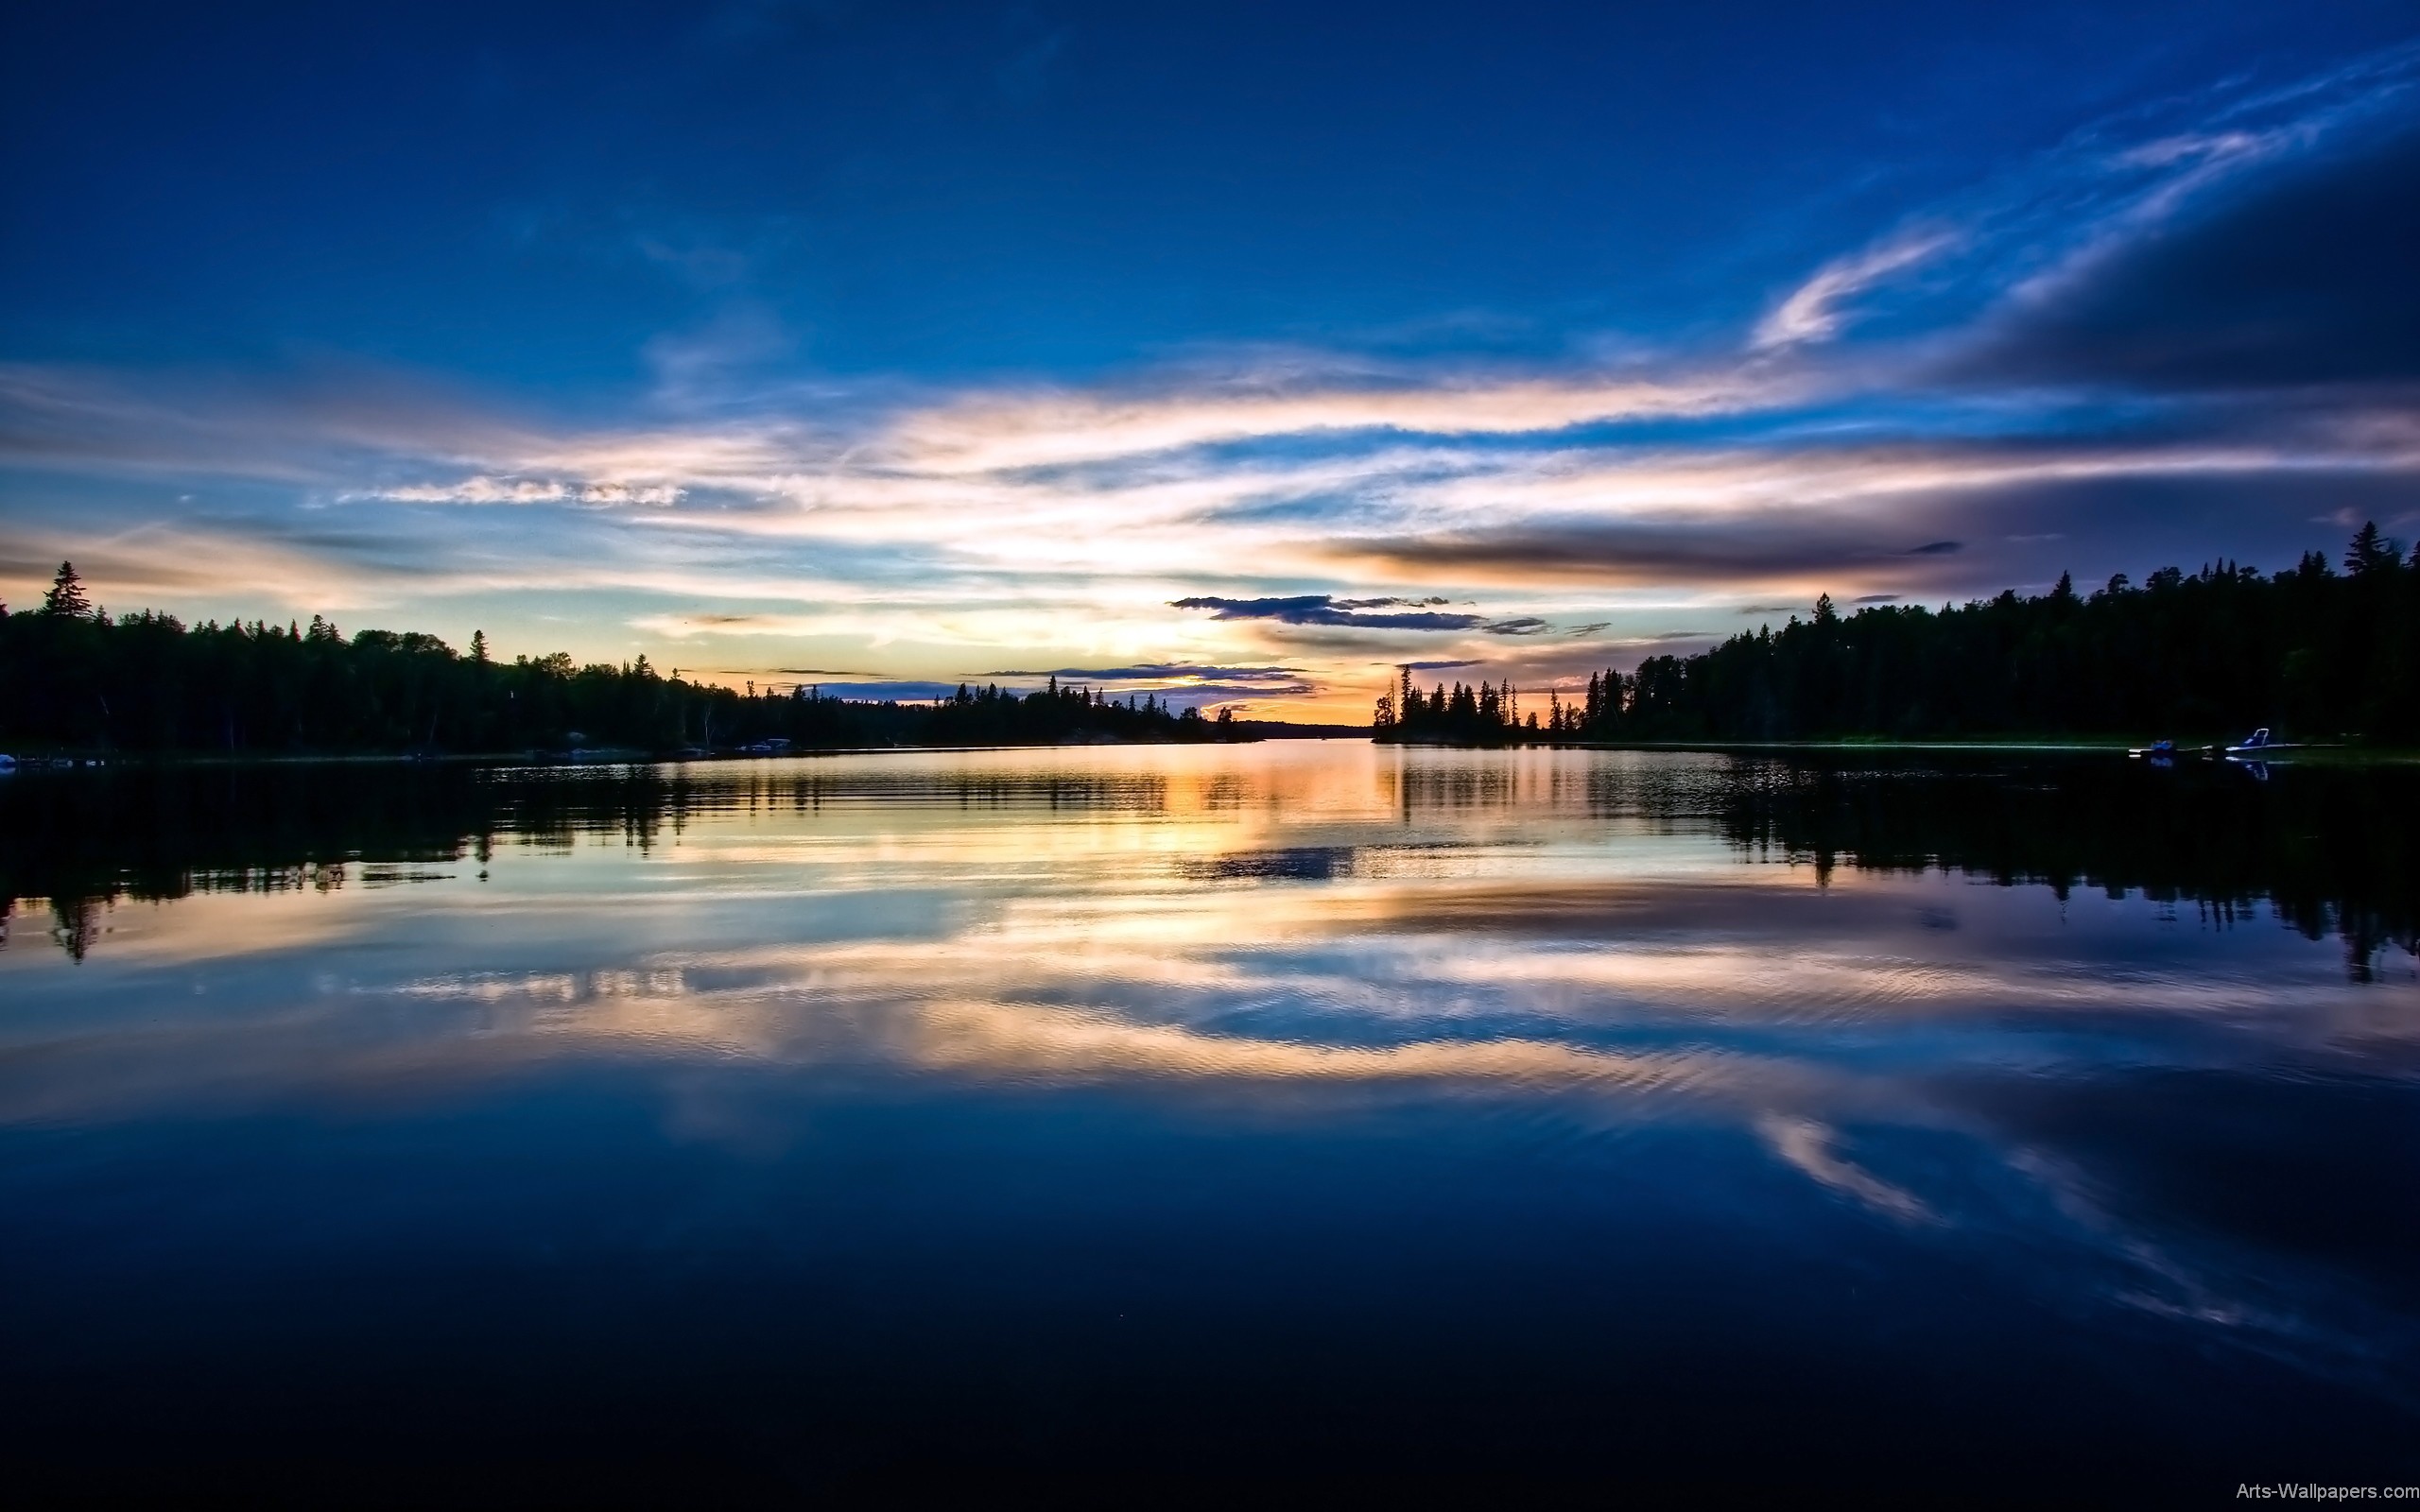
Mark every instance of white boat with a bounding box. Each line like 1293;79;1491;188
2225;727;2308;756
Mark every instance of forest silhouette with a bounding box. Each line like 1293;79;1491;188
0;564;1240;756
7;525;2418;757
1377;525;2420;746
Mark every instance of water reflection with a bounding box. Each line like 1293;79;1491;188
0;745;2414;1486
9;747;2413;961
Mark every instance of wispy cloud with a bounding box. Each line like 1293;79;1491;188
986;662;1310;687
357;477;687;507
1754;227;1958;350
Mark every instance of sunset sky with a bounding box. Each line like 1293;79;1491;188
5;1;2418;718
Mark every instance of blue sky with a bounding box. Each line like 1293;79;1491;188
5;1;2418;714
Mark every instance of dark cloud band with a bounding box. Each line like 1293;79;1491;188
1169;593;1549;635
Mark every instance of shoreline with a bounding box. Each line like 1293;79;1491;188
1385;737;2420;761
0;730;1374;769
12;736;2417;768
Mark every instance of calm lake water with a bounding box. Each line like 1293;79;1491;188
3;743;2416;1495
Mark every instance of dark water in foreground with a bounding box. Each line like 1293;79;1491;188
2;745;2416;1497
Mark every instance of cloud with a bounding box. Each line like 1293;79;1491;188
1163;680;1320;704
1323;515;1979;591
644;303;796;407
1169;594;1560;637
878;369;1774;474
1169;593;1487;631
357;477;687;507
0;360;533;485
986;662;1310;686
631;611;835;639
1754;227;1957;350
738;669;1324;706
1951;123;2420;392
1735;38;2420;382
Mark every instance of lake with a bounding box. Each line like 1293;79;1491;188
2;743;2415;1497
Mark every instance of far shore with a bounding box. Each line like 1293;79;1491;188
0;722;1374;767
1392;736;2420;761
11;732;2418;767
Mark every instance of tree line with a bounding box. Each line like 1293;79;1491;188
1376;525;2420;745
0;564;1243;755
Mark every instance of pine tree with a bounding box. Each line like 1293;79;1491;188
42;561;91;618
2344;521;2401;576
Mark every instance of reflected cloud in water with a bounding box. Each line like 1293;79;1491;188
0;745;2414;1480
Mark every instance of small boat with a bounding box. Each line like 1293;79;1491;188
2225;727;2306;756
2128;739;2177;759
0;753;15;774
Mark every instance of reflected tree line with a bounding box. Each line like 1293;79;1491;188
0;763;1201;958
1700;755;2420;981
0;566;1243;755
1382;751;2417;977
1376;527;2420;743
6;754;2411;976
